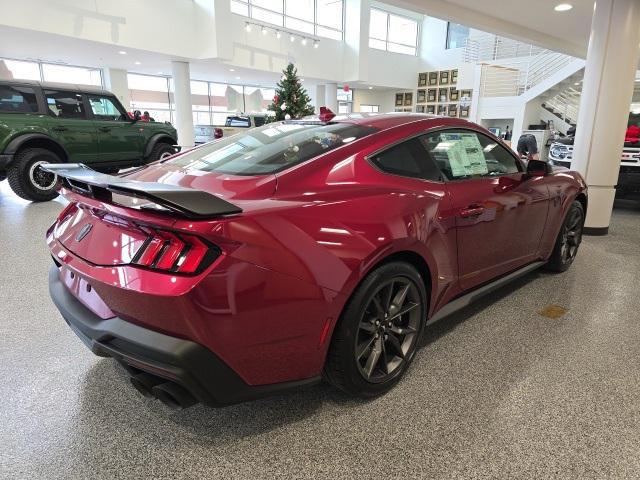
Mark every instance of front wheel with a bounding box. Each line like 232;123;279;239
546;200;584;272
324;262;427;397
7;148;60;202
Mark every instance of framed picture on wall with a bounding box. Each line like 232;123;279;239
395;93;404;106
418;73;427;86
417;89;426;103
459;105;470;118
451;69;458;84
404;92;413;106
427;89;437;102
438;88;448;102
449;88;459;101
416;105;425;113
426;105;436;114
439;71;449;85
428;72;438;85
461;89;472;99
437;104;447;115
448;104;457;117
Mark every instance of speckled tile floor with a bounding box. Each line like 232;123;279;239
2;180;640;479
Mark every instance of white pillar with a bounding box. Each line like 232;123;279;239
103;68;130;109
171;61;195;148
325;83;338;113
571;0;640;234
315;84;326;113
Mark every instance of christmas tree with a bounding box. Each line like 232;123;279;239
268;63;315;121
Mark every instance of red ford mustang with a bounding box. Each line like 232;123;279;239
45;113;587;409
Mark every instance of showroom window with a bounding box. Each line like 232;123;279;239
128;73;173;123
0;57;103;87
369;8;419;56
230;0;344;40
360;104;379;113
446;22;470;49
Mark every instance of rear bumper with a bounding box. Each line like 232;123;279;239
0;153;13;170
48;265;320;406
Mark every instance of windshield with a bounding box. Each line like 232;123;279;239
165;121;378;175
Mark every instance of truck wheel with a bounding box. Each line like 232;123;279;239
7;148;60;202
149;143;175;161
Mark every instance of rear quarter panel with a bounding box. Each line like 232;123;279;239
0;112;51;153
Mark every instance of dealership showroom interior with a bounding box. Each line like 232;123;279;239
3;0;640;477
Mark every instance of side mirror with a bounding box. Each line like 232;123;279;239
526;159;550;177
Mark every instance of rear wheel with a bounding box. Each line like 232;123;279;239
546;200;584;272
324;262;427;397
7;148;60;202
149;142;176;161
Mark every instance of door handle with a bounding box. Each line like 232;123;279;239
459;205;485;218
98;126;112;132
51;126;68;132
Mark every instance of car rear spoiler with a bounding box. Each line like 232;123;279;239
41;163;242;219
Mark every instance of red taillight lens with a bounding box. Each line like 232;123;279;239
132;229;218;274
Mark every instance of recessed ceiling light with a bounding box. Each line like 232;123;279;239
134;61;141;65
301;38;308;46
118;50;127;55
574;82;580;85
229;68;235;72
368;86;373;90
554;3;573;11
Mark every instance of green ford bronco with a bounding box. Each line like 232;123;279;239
0;80;178;201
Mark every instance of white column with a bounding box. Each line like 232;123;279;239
103;68;130;109
171;61;195;148
571;0;640;234
315;84;326;113
325;83;338;113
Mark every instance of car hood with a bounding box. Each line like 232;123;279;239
121;161;277;201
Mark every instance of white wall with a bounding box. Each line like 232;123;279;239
352;89;396;113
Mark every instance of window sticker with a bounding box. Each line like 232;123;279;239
438;132;488;177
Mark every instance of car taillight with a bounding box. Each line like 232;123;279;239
132;230;218;274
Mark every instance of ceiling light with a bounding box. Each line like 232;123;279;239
134;61;141;65
229;68;235;72
118;50;127;55
574;82;580;85
313;40;319;49
276;30;282;39
290;34;296;42
235;76;241;80
554;3;573;11
368;86;373;90
261;26;268;35
245;22;252;32
301;38;308;46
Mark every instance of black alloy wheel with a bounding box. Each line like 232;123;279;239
324;261;427;397
546;200;584;272
356;278;421;383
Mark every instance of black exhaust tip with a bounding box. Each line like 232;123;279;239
151;382;197;410
129;372;163;398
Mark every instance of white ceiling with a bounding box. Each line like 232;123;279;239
388;0;594;57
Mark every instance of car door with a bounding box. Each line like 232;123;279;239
421;128;551;291
86;94;142;163
43;89;98;163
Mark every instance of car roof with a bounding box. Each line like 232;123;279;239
322;112;475;131
0;79;111;95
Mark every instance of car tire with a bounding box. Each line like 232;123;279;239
324;261;427;398
545;200;585;272
7;148;60;202
149;143;176;161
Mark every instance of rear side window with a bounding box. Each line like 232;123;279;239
370;137;443;181
0;85;38;113
421;129;521;180
166;122;378;175
44;90;86;119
